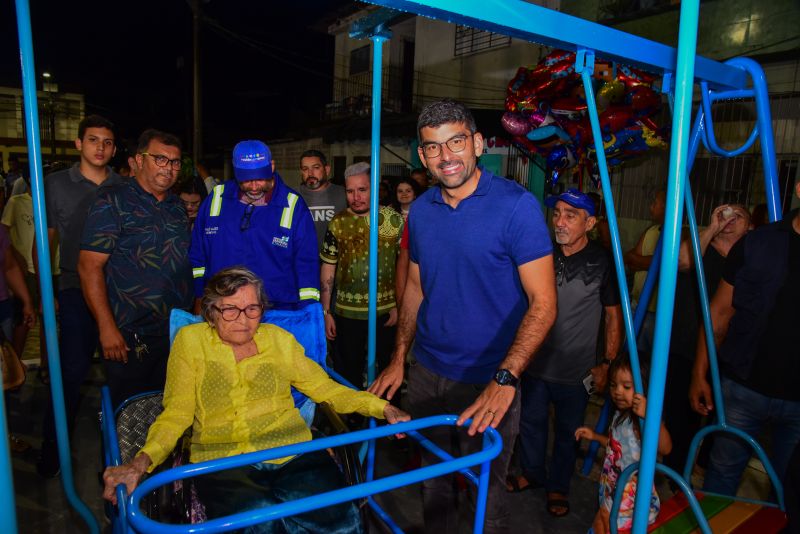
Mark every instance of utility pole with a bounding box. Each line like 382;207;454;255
191;0;202;165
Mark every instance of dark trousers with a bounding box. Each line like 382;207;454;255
518;374;588;494
406;361;520;534
662;352;707;474
193;449;363;534
333;314;395;389
42;289;170;450
42;288;100;446
104;329;170;409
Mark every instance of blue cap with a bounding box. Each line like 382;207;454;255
544;188;596;216
232;140;274;182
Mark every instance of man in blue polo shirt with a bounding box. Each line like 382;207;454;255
370;99;556;533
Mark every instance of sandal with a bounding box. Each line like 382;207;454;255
546;493;570;517
506;475;538;493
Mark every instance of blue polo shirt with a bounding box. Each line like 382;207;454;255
409;168;552;384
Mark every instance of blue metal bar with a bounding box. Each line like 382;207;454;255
365;33;390;483
683;424;785;510
101;388;130;534
727;58;781;222
699;84;760;157
406;429;480;485
632;0;700;530
362;0;747;90
13;1;99;532
366;496;404;534
576;50;644;395
472;434;492;534
128;416;502;533
681;110;730;429
609;462;711;534
0;371;17;533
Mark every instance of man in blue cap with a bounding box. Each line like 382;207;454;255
189;140;319;310
509;188;622;518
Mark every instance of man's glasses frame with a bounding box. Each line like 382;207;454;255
141;152;182;170
213;304;264;321
420;133;473;159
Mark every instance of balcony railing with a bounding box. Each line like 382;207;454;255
324;66;412;121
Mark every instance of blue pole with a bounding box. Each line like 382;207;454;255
366;33;388;484
13;1;99;532
0;375;17;532
576;50;643;395
632;0;700;530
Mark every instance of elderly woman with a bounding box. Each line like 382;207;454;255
103;267;409;533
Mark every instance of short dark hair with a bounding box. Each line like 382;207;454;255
300;149;327;167
201;267;269;324
175;175;208;201
78;114;115;140
417;99;477;142
137;129;182;153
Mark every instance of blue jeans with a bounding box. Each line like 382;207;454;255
703;377;800;495
519;375;589;494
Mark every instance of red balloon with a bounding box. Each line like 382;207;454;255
627;86;661;117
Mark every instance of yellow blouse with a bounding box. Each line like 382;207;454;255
139;322;387;470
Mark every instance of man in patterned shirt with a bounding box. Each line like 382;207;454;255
320;162;403;389
79;129;193;408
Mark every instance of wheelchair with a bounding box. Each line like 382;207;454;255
101;303;502;533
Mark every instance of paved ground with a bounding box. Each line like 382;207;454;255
8;339;773;533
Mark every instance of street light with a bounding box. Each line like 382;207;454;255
41;72;57;157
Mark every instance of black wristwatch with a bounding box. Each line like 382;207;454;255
493;368;519;387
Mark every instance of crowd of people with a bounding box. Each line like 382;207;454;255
1;97;797;533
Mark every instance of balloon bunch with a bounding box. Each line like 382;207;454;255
502;50;668;189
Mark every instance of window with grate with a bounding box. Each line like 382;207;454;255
454;25;511;57
350;45;371;76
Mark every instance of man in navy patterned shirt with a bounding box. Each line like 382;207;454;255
79;129;192;408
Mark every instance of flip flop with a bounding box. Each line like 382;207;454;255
546;494;570;517
506;475;538;493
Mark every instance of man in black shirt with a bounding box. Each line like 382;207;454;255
690;184;800;495
662;203;751;474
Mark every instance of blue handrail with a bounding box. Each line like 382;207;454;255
126;416;502;534
100;388;131;534
13;0;99;532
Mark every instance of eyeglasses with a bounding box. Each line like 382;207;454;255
421;134;473;159
213;304;263;321
141;152;182;170
240;203;255;231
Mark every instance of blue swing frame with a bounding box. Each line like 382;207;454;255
3;0;785;532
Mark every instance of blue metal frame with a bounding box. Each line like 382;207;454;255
7;0;786;531
117;415;500;534
363;0;748;90
12;0;99;532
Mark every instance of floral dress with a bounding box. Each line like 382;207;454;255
598;412;660;530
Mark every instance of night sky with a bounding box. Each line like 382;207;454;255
1;0;352;163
